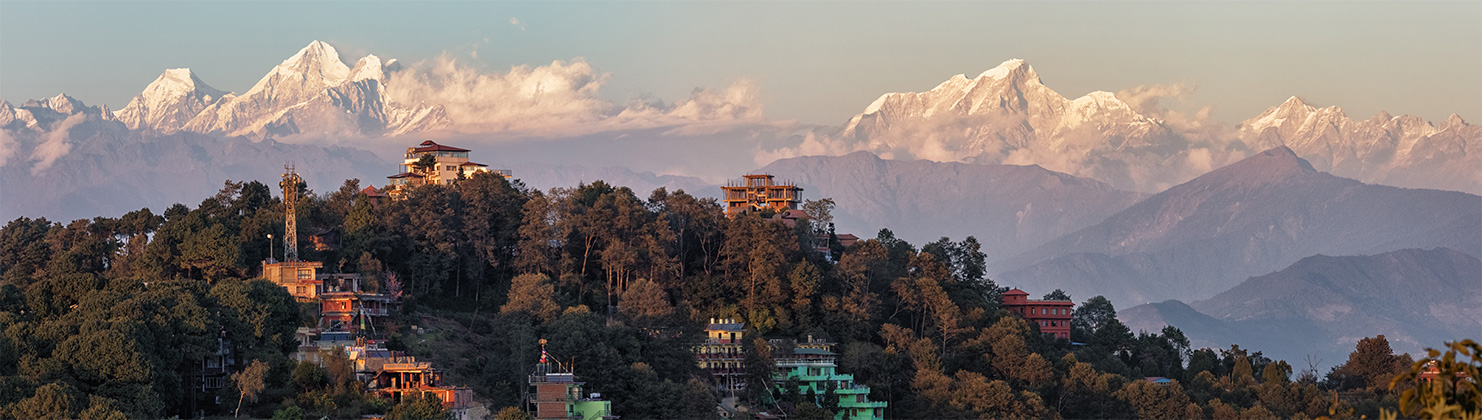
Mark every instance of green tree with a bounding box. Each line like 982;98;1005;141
495;406;531;420
1332;335;1409;391
412;153;438;175
618;278;673;323
1043;289;1071;301
293;360;327;391
9;381;82;419
1115;379;1192;420
1073;295;1118;339
387;392;448;420
501;273;561;323
232;359;269;418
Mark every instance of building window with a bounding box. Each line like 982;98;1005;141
298;269;312;279
296;286;305;295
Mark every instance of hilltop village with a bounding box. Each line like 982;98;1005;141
0;140;1466;420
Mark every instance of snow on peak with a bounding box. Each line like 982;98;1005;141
977;58;1029;80
244;40;351;96
862;93;893;115
149;68;227;98
349;54;385;83
1444;113;1467;127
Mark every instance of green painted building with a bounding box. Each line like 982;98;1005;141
772;337;887;420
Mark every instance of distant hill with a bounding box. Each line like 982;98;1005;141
1119;248;1482;365
997;146;1481;305
0;117;389;221
751;151;1146;260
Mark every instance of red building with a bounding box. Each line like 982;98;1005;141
1002;289;1074;339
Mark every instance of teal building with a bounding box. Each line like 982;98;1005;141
772;336;887;420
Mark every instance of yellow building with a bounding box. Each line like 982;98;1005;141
695;318;746;393
387;140;511;196
721;174;803;217
261;260;323;301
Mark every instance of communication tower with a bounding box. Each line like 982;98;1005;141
280;164;302;262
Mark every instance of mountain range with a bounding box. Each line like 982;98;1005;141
1119;247;1482;366
109;41;448;139
830;59;1480;195
996;146;1481;305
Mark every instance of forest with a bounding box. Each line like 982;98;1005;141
0;170;1475;419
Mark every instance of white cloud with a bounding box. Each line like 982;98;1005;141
30;113;83;174
510;17;526;31
384;55;773;137
0;130;15;166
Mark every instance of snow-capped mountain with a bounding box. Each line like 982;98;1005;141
2;94;115;131
837;59;1195;192
117;40;451;139
113;68;227;133
1239;96;1480;193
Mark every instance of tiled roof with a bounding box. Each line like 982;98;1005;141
411;140;470;153
387;172;425;179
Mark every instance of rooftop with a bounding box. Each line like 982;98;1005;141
411;140;469;153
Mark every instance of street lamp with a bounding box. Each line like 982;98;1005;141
267;234;274;263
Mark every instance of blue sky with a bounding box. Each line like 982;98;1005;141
2;1;1478;125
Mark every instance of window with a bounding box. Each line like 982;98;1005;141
298;269;312;279
446;165;455;171
295;286;305;295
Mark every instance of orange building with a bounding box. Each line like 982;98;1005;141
318;274;392;336
722;174;803;217
1002;289;1074;339
369;357;475;420
262;260;323;301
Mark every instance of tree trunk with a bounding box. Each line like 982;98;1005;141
235;392;244;418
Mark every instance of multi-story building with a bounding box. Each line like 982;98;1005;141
387;140;511;197
772;335;888;420
721;174;803;217
318;274;392;338
262;260;324;301
367;355;476;420
695;318;747;394
1001;289;1074;339
527;341;617;420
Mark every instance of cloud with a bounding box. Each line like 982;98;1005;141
386;55;612;134
1115;83;1194;116
0;130;15;166
510;18;526;31
30;113;83;174
384;55;774;137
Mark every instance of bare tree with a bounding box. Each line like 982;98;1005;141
233;359;269;418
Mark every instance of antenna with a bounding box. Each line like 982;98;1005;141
280;164;302;261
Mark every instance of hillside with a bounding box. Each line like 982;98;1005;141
752;151;1146;260
998;146;1481;305
1120;248;1482;364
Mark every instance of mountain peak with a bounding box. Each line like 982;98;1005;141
1200;145;1318;186
1444;113;1467;128
151;68;227;97
975;58;1040;84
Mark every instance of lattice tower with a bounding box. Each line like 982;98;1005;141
280;164;302;262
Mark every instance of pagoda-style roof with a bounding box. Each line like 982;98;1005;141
387;172;426;179
411;140;469;153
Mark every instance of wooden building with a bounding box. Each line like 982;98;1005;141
722;174;803;217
